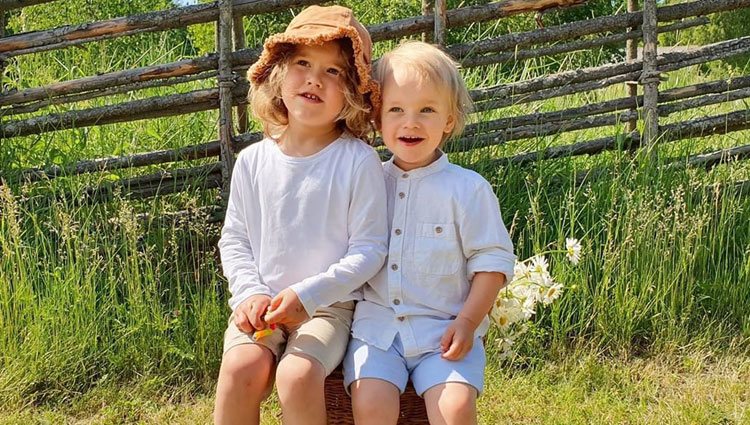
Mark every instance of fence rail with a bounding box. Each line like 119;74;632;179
1;0;749;207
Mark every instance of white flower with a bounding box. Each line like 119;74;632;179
514;261;532;280
542;283;564;305
530;255;549;275
565;238;582;265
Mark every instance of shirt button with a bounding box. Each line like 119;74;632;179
397;316;405;321
435;226;443;234
398;192;405;199
394;229;402;235
402;173;409;178
391;264;398;271
393;299;401;305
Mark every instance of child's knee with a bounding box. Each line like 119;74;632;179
275;353;325;393
425;383;477;422
219;346;275;398
351;381;400;421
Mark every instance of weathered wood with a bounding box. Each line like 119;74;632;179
434;0;446;46
0;87;245;138
217;0;236;195
670;144;750;170
14;131;265;184
421;0;434;43
0;0;322;56
2;71;216;115
368;0;587;44
0;0;55;11
1;0;587;57
18;141;221;183
641;0;660;144
449;110;639;153
447;0;750;60
458;18;706;68
659;75;750;102
471;35;750;110
491;108;750;166
659;87;750;116
82;163;222;204
0;54;220;107
626;0;639;132
233;14;249;134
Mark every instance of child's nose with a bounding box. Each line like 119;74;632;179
306;70;323;88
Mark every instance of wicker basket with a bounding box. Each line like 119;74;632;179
325;367;429;425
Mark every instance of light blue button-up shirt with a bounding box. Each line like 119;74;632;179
351;154;516;357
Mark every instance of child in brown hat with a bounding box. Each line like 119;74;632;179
214;5;387;425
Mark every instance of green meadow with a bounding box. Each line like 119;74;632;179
1;1;748;423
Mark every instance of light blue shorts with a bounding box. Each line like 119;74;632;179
343;334;485;397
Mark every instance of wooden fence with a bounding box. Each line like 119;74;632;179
1;0;750;217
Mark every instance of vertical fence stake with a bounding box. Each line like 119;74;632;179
232;14;249;135
641;0;660;145
626;0;639;133
218;0;236;200
434;0;446;47
421;0;434;43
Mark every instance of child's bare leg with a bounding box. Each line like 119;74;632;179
214;344;275;425
275;353;327;425
350;378;400;425
423;383;477;425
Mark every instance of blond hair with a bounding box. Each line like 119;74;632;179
248;39;374;143
373;41;473;142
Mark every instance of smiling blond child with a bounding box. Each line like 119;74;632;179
343;41;516;425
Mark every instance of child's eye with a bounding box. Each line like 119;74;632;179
326;68;341;76
388;107;403;113
295;59;310;67
421;107;435;113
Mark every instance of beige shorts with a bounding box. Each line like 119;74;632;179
223;301;354;376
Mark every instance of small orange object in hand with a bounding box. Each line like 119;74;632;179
252;306;276;340
252;324;276;340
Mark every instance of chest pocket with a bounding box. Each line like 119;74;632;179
414;222;462;276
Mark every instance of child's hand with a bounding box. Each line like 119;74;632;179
234;294;272;334
440;316;477;361
265;288;310;327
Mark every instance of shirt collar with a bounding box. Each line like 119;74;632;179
384;151;449;180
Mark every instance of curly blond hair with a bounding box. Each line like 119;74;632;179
248;39;374;143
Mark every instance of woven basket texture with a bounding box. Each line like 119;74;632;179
325;367;429;424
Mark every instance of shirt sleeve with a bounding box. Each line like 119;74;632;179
217;154;272;311
291;151;389;316
459;179;516;283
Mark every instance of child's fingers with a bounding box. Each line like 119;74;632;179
234;309;254;334
440;327;455;353
265;295;285;323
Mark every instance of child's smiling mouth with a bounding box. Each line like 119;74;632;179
398;136;425;145
300;92;322;102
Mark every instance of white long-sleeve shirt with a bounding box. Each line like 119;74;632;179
218;133;388;316
351;154;516;357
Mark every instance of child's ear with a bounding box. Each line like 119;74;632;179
443;114;456;135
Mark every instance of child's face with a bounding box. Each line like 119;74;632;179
379;68;455;171
280;41;348;132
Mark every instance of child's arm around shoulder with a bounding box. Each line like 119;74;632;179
266;147;388;325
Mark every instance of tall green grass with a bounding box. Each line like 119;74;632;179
1;0;749;411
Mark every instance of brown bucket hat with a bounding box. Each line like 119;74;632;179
248;5;380;111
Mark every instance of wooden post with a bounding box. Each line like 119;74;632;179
233;14;249;134
434;0;447;47
641;0;660;145
626;0;639;133
421;0;433;43
218;0;236;198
